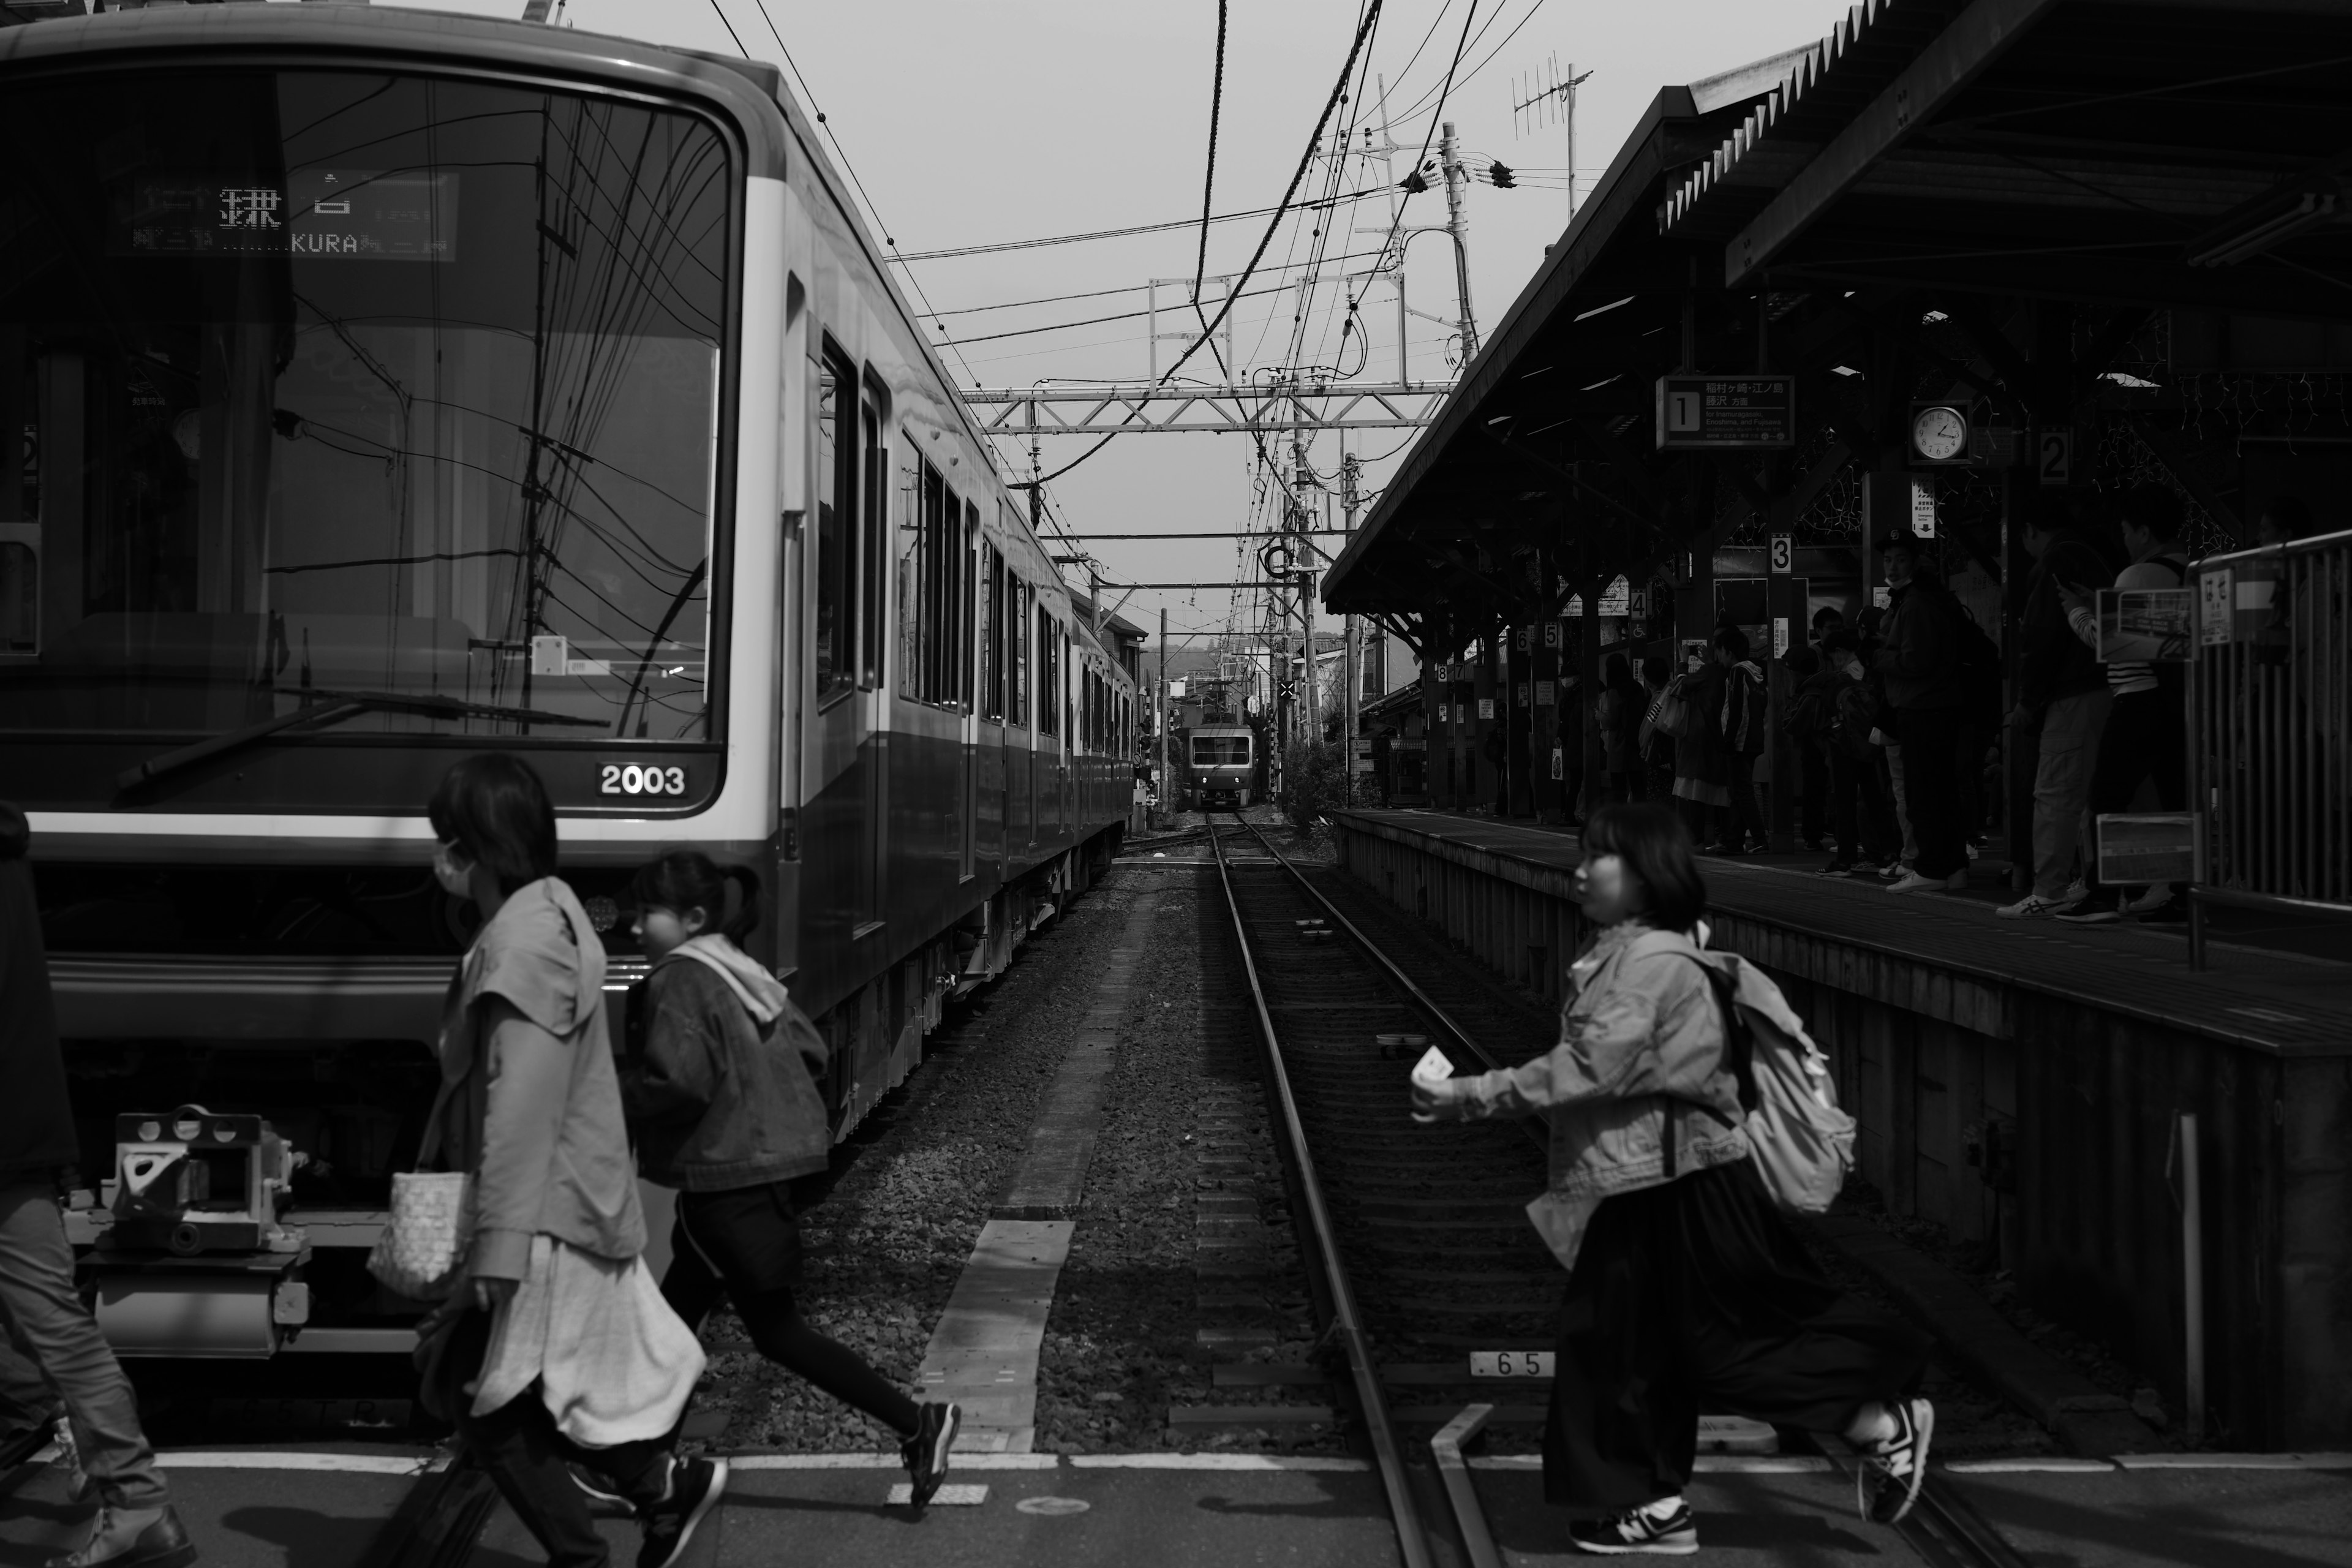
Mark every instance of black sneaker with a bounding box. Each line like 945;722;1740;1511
1816;859;1854;878
900;1401;961;1509
1856;1398;1934;1525
567;1460;633;1514
2055;899;2124;925
2138;900;2187;925
1567;1498;1698;1555
637;1457;727;1568
1845;860;1883;878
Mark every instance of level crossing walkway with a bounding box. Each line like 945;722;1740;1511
9;1445;2352;1567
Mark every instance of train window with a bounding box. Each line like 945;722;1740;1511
815;350;857;701
860;390;886;688
977;541;1000;722
1009;578;1028;728
1035;606;1058;737
0;71;737;780
964;501;980;710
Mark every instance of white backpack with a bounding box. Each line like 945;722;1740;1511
1677;946;1855;1215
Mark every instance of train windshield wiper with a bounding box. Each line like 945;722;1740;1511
115;688;606;795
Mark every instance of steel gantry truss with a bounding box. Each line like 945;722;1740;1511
960;378;1454;437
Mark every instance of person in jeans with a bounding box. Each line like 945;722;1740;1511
1703;627;1768;856
1872;537;1970;894
2057;485;2193;925
1411;803;1932;1555
0;805;199;1568
1812;631;1899;876
418;756;719;1568
1999;506;2116;919
617;851;960;1507
1597;654;1646;803
1782;645;1830;850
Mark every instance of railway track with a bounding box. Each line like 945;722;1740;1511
1206;813;2034;1568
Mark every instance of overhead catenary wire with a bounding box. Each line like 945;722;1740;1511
1019;0;1388;494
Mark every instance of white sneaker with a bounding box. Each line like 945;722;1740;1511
1997;892;2067;919
2126;884;2174;914
1887;870;1945;894
2063;877;2089;903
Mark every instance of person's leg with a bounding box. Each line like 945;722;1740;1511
2030;690;2111;900
0;1316;63;1449
2080;691;2161;905
679;1186;921;1436
1883;745;1914;865
1894;711;1967;879
1671;1163;1928;1431
0;1184;168;1515
1826;750;1860;863
1542;1185;1696;1512
1801;742;1829;845
440;1309;624;1567
657;1207;729;1336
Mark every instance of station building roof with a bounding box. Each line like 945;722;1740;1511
1325;0;2352;626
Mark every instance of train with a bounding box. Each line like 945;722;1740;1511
1182;724;1259;810
0;6;1136;1359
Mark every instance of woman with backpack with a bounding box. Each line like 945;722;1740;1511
1410;802;1931;1556
615;851;960;1508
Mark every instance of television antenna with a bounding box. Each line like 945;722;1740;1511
1513;55;1594;224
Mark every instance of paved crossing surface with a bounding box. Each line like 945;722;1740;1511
9;1450;2352;1567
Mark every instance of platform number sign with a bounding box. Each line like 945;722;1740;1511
1471;1350;1555;1379
1768;533;1793;575
2038;428;2073;487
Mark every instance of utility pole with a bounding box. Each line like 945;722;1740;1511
1340;450;1362;800
1370;78;1410;384
1439;121;1478;362
1157;606;1168;827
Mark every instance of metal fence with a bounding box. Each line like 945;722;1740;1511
2188;528;2352;968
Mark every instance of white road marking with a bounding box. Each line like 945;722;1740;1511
1068;1454;1370;1472
888;1482;989;1505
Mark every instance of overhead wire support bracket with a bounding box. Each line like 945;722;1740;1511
960;380;1453;437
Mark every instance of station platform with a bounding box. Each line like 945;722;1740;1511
1328;810;2352;1454
6;1448;2350;1567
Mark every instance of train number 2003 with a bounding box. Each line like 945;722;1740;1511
600;763;688;797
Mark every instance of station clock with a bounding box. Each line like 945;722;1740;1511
1909;403;1970;466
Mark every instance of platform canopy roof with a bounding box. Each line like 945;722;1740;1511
1324;0;2352;639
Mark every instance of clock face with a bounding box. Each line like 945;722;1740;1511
1913;406;1967;462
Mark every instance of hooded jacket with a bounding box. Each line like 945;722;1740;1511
0;804;78;1187
619;935;832;1192
2018;529;2114;711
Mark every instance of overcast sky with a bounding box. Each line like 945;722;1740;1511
388;0;1858;655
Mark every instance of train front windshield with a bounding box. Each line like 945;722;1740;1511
0;70;731;805
1192;737;1250;767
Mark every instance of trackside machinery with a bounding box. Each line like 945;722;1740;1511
0;6;1136;1357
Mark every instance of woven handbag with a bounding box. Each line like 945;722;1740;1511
367;1080;474;1301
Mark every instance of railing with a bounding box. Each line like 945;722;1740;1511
2188;527;2352;969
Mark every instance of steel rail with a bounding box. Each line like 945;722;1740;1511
1208;819;1433;1568
1237;816;1504;1074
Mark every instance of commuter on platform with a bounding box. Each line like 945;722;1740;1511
1872;537;1971;894
0;803;200;1568
1814;630;1900;876
1668;650;1729;846
1850;605;1913;876
417;756;720;1568
616;850;960;1508
1781;644;1830;850
1637;657;1676;803
1597;654;1647;803
2056;485;2194;924
1703;627;1769;856
1809;604;1845;651
1411;803;1933;1556
1997;503;2116;919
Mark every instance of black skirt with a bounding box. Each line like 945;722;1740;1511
1543;1159;1928;1509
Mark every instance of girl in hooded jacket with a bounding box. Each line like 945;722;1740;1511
1411;803;1931;1556
616;851;959;1507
